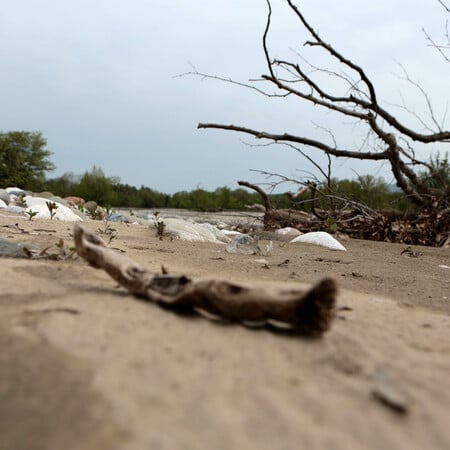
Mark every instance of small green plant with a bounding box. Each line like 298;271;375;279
25;209;38;221
152;211;166;237
46;201;59;220
325;217;338;233
97;215;118;244
16;195;27;208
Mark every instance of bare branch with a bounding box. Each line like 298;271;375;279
191;0;449;209
238;180;272;211
285;0;378;105
438;0;450;13
176;65;288;98
198;122;389;160
423;27;450;62
422;1;450;62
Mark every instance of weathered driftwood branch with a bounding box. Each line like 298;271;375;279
74;224;337;336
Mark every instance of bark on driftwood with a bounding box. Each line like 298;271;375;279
74;224;337;336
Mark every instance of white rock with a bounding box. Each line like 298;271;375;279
276;227;303;241
254;258;269;264
163;218;230;243
276;227;302;237
221;229;242;236
6;187;26;195
0;199;6;208
290;231;347;251
23;195;63;207
24;203;83;221
4;206;25;214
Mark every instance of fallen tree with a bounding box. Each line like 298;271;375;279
239;181;450;247
190;1;449;244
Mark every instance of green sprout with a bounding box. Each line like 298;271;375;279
46;201;59;220
25;209;39;221
325;217;338;233
97;213;118;244
16;195;27;208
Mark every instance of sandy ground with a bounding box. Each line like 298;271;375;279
0;212;449;450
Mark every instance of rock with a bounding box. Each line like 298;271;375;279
0;237;36;258
221;229;243;237
198;223;231;243
65;196;85;207
34;191;55;199
0;199;7;208
107;212;130;223
24;203;83;221
24;195;61;207
275;227;302;241
84;201;98;212
24;195;85;220
6;187;26;196
48;196;71;208
290;231;347;251
0;189;10;205
226;234;261;255
3;206;25;214
163;218;230;243
371;367;410;414
23;196;76;215
83;201;105;219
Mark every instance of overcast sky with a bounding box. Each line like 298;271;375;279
1;0;448;193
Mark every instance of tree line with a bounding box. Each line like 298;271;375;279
1;130;447;212
39;166;416;212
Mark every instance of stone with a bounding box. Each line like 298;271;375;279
24;203;83;221
226;234;261;255
163;218;230;243
6;187;26;196
0;189;10;205
0;237;36;258
290;231;347;251
64;196;85;207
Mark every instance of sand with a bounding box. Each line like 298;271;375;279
0;212;449;450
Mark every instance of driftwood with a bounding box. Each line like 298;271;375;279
239;180;450;247
73;224;337;336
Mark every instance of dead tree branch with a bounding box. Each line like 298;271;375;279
423;0;450;62
195;1;449;208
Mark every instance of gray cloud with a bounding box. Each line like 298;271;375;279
1;0;447;193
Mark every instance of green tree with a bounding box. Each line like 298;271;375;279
419;154;450;190
112;183;141;207
45;172;79;198
74;166;117;206
0;131;55;190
